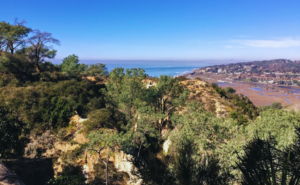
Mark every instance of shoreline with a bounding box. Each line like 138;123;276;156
182;71;300;107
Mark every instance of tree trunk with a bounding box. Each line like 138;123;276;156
161;98;164;114
100;153;110;185
129;108;131;119
8;42;14;54
158;119;162;134
101;155;110;185
138;140;143;158
106;155;109;185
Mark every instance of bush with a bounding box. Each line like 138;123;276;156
224;87;236;94
47;175;86;185
83;109;113;132
271;102;282;109
0;106;26;158
175;76;189;81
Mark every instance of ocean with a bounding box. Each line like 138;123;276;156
102;61;206;77
106;65;200;77
50;59;240;77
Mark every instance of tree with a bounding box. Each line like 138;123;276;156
271;102;282;109
83;63;108;78
0;19;31;54
0;106;25;158
86;130;120;185
83;109;114;132
130;112;159;158
157;75;182;114
174;138;231;185
235;133;300;185
155;75;184;132
47;175;86;185
105;68;146;120
60;54;86;76
27;30;60;68
225;87;236;94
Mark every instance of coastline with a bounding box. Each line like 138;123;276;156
180;68;300;107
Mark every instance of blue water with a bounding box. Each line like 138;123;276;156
287;98;290;103
131;66;198;77
104;63;202;77
215;82;228;85
51;60;206;77
251;88;263;91
50;59;244;77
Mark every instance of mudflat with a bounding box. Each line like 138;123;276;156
194;74;300;107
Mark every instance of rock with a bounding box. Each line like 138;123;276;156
0;162;25;185
3;158;54;185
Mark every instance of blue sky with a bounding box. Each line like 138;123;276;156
1;0;300;61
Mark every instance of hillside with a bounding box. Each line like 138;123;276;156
189;59;300;86
195;59;300;74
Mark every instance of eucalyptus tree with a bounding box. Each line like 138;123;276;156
0;19;31;54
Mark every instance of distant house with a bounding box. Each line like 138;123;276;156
206;67;212;72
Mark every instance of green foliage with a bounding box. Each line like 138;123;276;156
211;83;258;120
60;54;86;76
175;76;189;81
47;175;86;185
86;129;123;185
246;109;300;148
230;110;248;125
260;102;283;111
170;101;236;154
0;106;26;158
224;87;236;94
83;109;113;132
157;75;184;115
0;20;31;54
271;102;282;109
131;152;176;185
236;130;300;185
82;63;108;78
105;68;147;120
0;79;105;129
173;138;231;185
87;129;121;155
128;111;160;157
90;160;129;185
0;55;35;85
26;30;60;66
